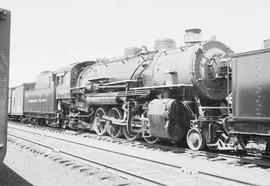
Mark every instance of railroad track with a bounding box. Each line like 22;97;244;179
8;126;219;186
8;122;270;186
9;121;270;167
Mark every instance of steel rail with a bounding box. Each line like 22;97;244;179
8;125;260;186
8;122;270;167
9;121;270;165
8;133;167;186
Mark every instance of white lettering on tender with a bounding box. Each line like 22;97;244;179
28;99;37;103
28;98;47;103
39;98;47;102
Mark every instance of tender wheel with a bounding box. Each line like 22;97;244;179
265;140;270;155
122;126;139;141
144;136;159;144
93;107;107;136
45;119;50;126
32;118;38;125
60;120;68;129
186;128;206;151
106;107;123;138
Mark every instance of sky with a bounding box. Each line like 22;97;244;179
2;0;270;87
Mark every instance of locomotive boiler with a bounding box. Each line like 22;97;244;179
72;29;233;149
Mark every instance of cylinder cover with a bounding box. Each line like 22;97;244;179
147;99;190;140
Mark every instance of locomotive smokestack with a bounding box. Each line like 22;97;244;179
184;28;203;46
263;39;270;49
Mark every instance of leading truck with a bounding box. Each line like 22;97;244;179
0;8;10;162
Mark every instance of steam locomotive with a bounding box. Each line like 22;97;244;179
0;8;10;162
8;29;270;154
73;29;233;149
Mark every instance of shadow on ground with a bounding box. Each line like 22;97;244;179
0;163;33;186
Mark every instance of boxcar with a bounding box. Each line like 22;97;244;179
8;88;12;116
227;48;270;153
9;83;35;121
0;8;10;162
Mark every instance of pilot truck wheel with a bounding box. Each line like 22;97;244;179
186;128;206;151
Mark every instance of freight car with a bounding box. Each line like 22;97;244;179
0;8;10;162
224;46;270;154
69;29;234;149
8;83;35;121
